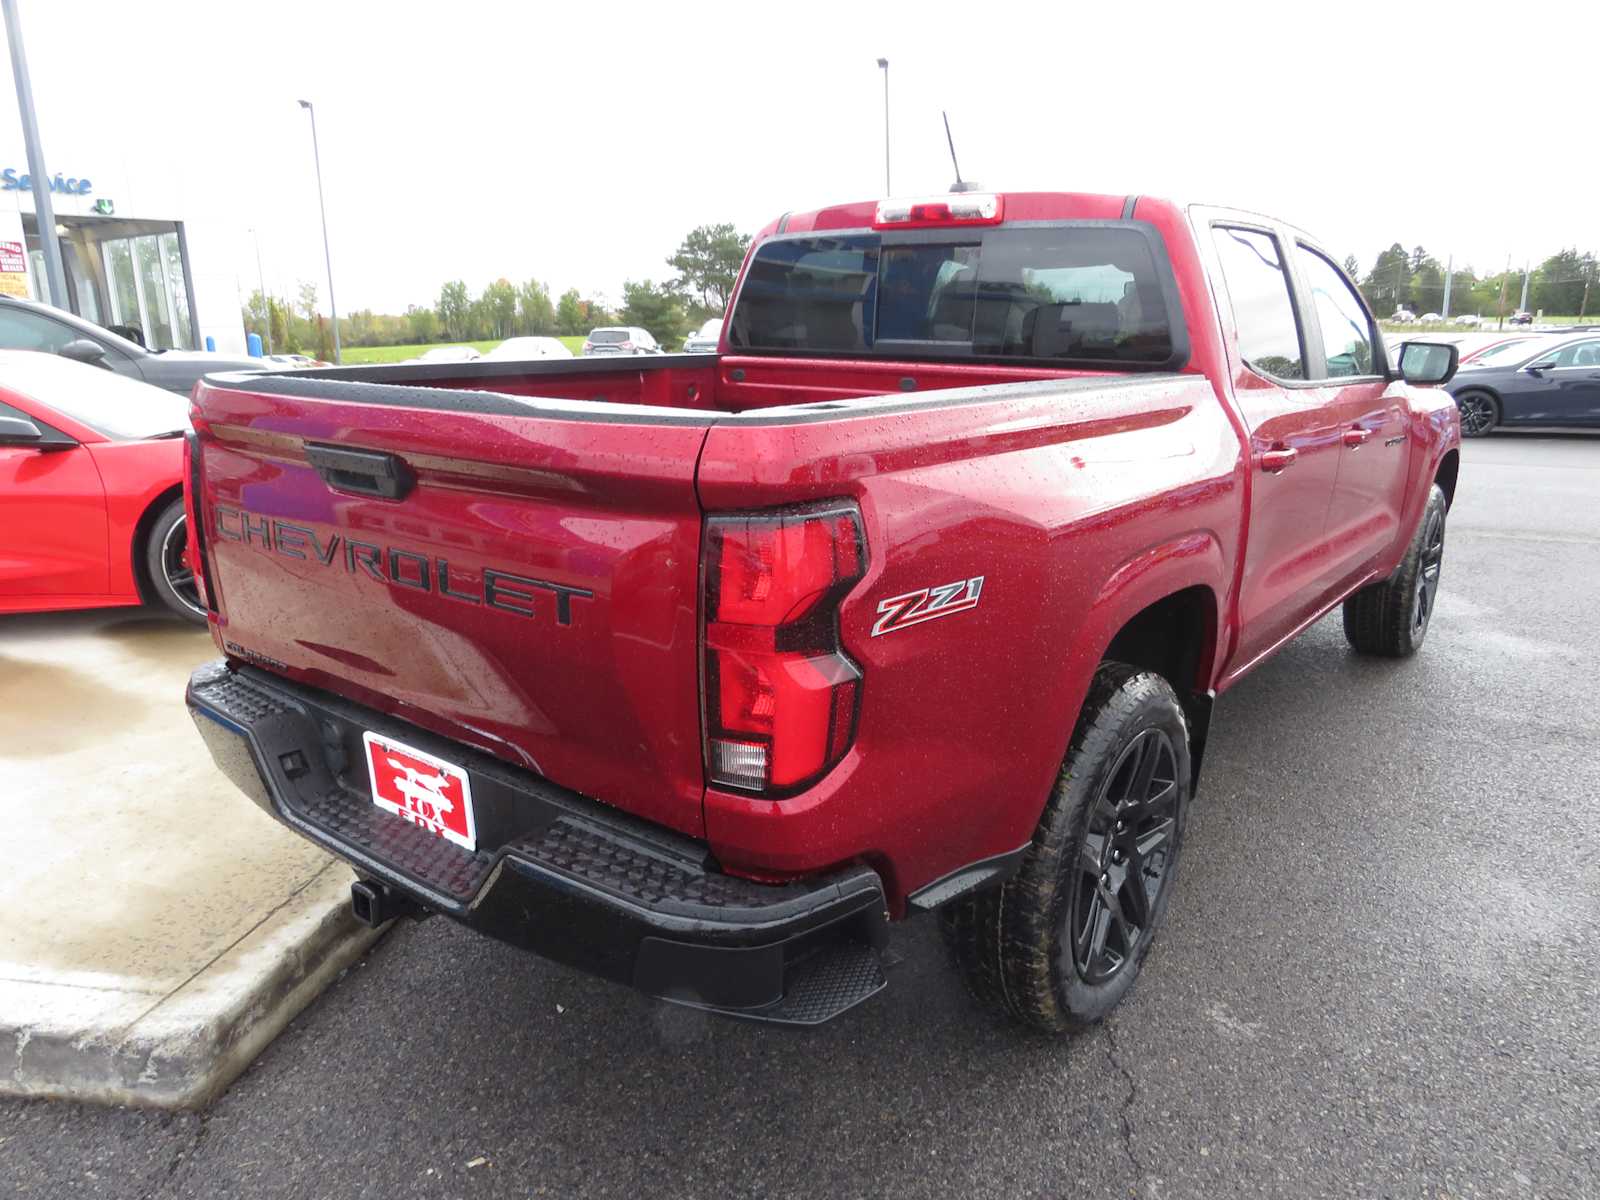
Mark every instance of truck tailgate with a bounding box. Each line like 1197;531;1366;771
189;377;713;838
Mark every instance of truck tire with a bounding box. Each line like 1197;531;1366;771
942;663;1191;1032
1341;484;1446;658
144;497;207;625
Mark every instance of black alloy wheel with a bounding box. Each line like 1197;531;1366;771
1412;501;1445;638
1456;392;1497;437
1065;727;1181;984
161;513;204;618
144;497;206;624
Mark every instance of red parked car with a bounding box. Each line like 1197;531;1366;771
0;351;202;622
186;191;1460;1032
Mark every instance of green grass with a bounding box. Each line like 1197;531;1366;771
339;336;589;365
1378;315;1595;335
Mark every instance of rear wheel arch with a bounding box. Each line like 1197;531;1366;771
1434;448;1460;509
1098;584;1219;788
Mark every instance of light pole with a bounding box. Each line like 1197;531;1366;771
2;0;67;309
876;58;890;194
298;99;341;364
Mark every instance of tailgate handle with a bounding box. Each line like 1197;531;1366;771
305;444;416;500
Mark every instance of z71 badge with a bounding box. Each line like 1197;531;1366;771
871;576;985;637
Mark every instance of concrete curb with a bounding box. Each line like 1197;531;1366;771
1;863;385;1110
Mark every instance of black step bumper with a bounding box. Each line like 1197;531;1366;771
186;661;887;1024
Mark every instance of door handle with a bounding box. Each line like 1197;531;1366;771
305;443;416;499
1260;446;1298;473
1343;427;1373;448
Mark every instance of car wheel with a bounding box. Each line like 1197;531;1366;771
942;663;1190;1032
1454;390;1498;437
144;497;206;625
1342;484;1446;658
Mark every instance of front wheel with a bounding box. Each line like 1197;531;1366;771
942;664;1191;1032
1455;390;1498;437
144;497;206;625
1342;484;1446;657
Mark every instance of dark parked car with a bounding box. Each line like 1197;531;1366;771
1447;333;1600;435
0;294;266;396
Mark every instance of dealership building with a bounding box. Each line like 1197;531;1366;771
0;156;247;354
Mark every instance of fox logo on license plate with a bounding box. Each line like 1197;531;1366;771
361;732;476;851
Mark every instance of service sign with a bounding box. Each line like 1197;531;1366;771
0;221;27;297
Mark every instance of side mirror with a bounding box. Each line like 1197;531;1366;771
0;415;44;444
59;338;108;367
1397;341;1458;386
1524;359;1557;374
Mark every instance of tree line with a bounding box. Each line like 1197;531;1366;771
242;223;753;355
1351;245;1599;319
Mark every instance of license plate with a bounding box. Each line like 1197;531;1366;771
361;731;477;852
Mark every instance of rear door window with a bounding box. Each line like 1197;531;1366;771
1211;227;1305;380
727;225;1180;366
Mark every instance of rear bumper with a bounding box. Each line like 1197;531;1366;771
186;661;888;1024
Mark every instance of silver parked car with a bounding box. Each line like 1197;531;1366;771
410;345;481;364
681;318;723;354
581;326;661;356
484;336;573;361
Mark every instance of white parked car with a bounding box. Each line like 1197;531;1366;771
682;318;724;354
411;345;481;364
484;336;573;361
581;326;661;356
1419;312;1442;322
1391;308;1417;323
1452;314;1482;327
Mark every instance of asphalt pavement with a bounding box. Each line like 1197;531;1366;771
3;433;1597;1199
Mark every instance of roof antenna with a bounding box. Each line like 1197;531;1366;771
944;111;980;193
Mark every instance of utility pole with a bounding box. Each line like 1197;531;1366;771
2;0;67;310
250;228;272;355
298;99;341;364
876;58;891;194
1518;262;1531;317
1496;255;1511;330
1441;255;1453;320
1580;264;1592;323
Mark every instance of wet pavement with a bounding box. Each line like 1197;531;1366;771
0;610;377;1107
2;433;1597;1197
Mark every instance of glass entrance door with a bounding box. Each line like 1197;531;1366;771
100;230;192;349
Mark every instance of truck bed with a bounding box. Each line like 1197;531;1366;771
250;352;1098;415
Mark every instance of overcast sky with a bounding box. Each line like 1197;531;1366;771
3;0;1590;316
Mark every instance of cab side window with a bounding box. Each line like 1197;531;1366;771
1211;227;1305;380
0;306;77;353
1298;247;1376;378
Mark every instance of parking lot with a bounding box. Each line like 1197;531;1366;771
2;433;1597;1199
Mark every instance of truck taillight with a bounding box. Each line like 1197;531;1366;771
703;504;865;795
618;341;634;351
872;192;1002;228
184;429;217;614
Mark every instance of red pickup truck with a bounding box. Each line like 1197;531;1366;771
185;191;1460;1031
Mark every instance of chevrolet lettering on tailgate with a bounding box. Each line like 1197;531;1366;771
212;504;592;624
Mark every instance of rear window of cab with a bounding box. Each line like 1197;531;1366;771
727;225;1184;368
